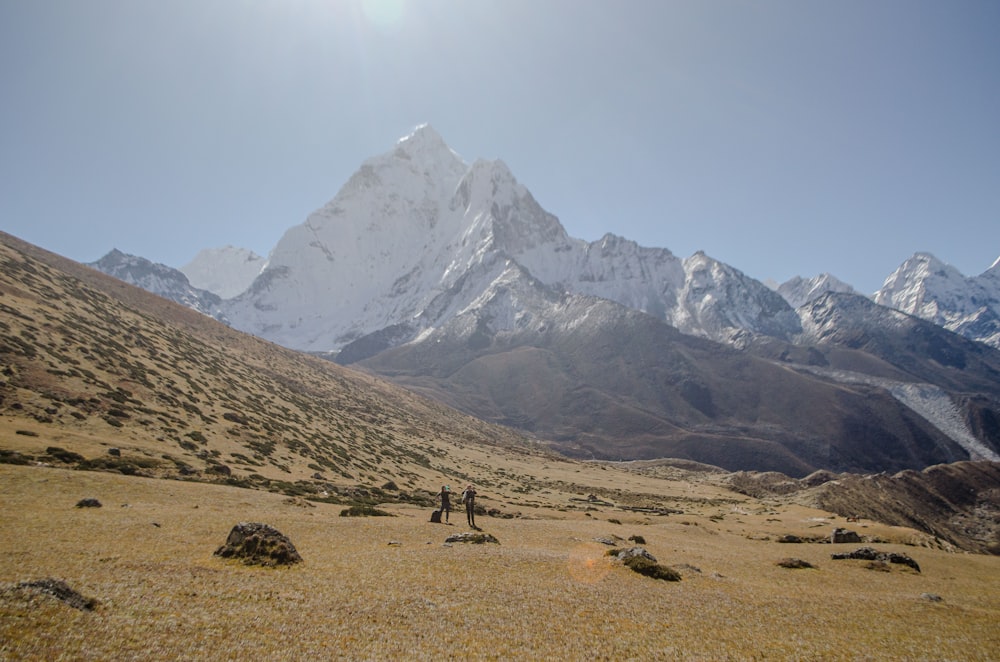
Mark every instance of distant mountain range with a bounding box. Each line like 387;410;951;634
88;125;1000;476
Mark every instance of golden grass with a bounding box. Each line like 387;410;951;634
2;464;998;661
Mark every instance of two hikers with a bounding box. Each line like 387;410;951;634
434;483;479;529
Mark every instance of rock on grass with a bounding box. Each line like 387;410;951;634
214;522;302;566
445;532;499;544
8;578;97;611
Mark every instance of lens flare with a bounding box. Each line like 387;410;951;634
566;543;613;584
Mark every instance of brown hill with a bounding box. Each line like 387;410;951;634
0;229;547;498
727;460;1000;554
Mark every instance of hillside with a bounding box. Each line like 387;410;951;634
0;230;550;500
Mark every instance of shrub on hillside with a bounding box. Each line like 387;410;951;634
340;505;393;517
622;556;681;581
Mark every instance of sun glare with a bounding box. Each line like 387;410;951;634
361;0;406;33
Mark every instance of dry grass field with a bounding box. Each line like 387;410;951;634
2;461;998;661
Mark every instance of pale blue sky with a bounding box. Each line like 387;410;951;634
1;0;998;294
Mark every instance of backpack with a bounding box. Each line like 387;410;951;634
430;509;442;523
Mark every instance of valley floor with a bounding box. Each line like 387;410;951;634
1;464;998;661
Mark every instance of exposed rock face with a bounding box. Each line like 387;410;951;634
214;522;302;566
830;547;921;572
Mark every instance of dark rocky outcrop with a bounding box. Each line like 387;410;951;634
608;547;681;581
11;578;97;610
830;528;862;544
777;558;816;569
608;546;657;563
830;546;920;572
214;522;302;566
444;532;499;544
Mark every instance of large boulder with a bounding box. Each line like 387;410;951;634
214;522;302;566
831;527;862;544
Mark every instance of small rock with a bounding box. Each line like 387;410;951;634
777;558;816;569
108;448;121;456
610;546;658;564
75;498;102;508
921;593;943;602
444;532;499;545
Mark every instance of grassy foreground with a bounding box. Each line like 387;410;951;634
1;464;998;661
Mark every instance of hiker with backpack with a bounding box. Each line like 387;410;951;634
462;484;478;529
437;485;451;523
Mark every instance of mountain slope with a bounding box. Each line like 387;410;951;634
0;230;548;495
750;293;1000;463
89;249;225;321
356;266;985;476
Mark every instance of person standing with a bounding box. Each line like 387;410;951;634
438;485;452;523
462;484;478;529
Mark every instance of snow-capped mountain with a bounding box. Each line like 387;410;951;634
874;252;1000;349
88;249;225;322
777;273;856;309
221;125;800;353
181;246;265;299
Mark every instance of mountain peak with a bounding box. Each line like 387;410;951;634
394;124;458;161
777;273;856;309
